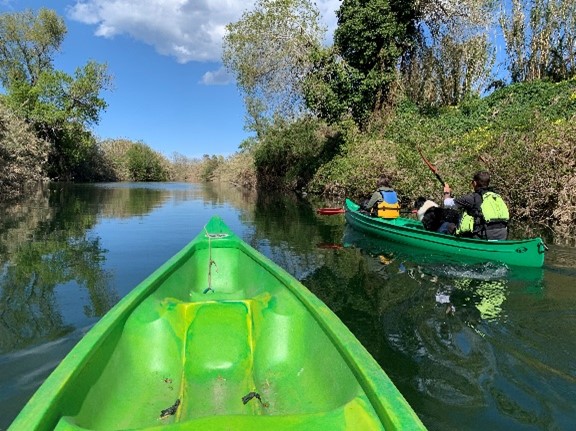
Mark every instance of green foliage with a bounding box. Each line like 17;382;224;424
98;139;171;182
213;151;257;189
0;9;111;181
500;0;576;83
222;0;325;134
199;155;224;182
332;0;419;121
125;142;170;182
0;8;66;87
4;64;111;180
308;79;576;233
303;46;366;124
254;117;344;189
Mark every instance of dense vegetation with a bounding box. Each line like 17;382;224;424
307;80;576;231
221;0;576;237
0;8;182;197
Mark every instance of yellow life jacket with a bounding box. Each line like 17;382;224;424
376;190;400;219
377;201;400;218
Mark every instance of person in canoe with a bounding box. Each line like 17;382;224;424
361;174;400;218
414;197;460;234
443;171;510;240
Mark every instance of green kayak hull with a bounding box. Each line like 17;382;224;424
345;199;546;268
9;216;426;431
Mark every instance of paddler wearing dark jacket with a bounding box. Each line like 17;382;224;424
443;171;510;240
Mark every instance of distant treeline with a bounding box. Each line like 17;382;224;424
0;8;233;200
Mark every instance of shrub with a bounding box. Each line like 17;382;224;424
98;139;171;182
0;102;49;201
308;79;576;237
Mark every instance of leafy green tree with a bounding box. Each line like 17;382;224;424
402;1;496;107
0;8;65;87
199;154;224;181
302;45;365;124
222;0;325;136
332;0;420;122
0;8;111;180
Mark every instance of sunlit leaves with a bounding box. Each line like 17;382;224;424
500;0;576;82
222;0;326;135
0;101;49;200
0;8;112;182
0;8;66;87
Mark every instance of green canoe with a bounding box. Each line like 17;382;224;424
345;199;546;268
9;216;426;431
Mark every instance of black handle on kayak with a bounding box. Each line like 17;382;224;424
417;148;446;187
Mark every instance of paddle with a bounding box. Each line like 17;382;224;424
417;148;446;187
317;207;416;215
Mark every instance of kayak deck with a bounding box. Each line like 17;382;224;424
11;217;425;431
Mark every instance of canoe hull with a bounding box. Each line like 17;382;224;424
9;216;425;431
345;199;546;268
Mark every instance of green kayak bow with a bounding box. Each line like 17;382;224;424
9;216;426;431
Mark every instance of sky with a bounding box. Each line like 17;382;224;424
0;0;340;159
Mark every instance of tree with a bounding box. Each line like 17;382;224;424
332;0;421;122
222;0;326;136
302;45;365;124
126;142;170;182
0;8;111;180
401;0;496;107
0;100;49;201
0;8;66;87
500;0;576;83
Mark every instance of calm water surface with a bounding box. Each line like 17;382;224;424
1;182;574;430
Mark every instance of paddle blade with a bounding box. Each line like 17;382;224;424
317;208;345;215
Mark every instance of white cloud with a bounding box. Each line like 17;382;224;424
200;67;233;86
67;0;339;64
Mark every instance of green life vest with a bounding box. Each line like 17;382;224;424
481;191;509;223
456;191;509;236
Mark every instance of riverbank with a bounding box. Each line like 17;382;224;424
215;79;576;241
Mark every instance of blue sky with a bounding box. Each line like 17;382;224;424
1;0;339;159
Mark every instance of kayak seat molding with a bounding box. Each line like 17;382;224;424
48;274;383;430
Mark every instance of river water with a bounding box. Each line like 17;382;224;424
0;182;574;430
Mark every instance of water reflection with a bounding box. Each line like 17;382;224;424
2;192;113;354
0;183;574;431
274;216;565;427
0;183;193;354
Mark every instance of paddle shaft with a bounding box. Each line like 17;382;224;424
417;148;446;187
317;207;416;215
